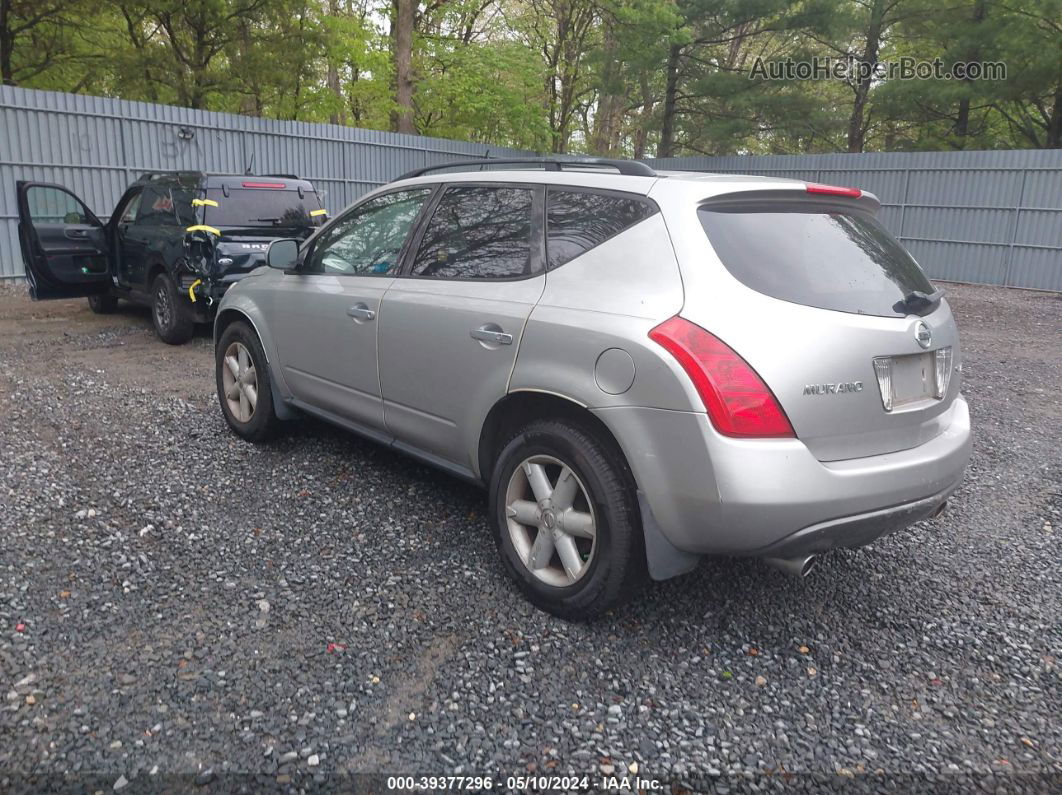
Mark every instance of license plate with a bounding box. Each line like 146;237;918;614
888;352;935;406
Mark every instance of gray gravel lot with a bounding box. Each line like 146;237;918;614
0;281;1059;793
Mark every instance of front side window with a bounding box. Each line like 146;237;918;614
25;186;97;225
117;193;141;224
307;188;432;275
410;186;534;279
546;189;656;269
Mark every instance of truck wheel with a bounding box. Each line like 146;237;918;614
216;320;281;443
488;418;646;620
87;293;118;314
151;273;194;345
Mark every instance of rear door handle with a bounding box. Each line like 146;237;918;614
347;303;376;321
64;229;89;240
470;326;513;345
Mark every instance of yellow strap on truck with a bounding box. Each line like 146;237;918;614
188;279;202;302
191;198;219;207
186;224;221;236
310;209;328;217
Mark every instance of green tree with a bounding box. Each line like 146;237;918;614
3;0;1059;154
0;0;88;86
513;0;604;152
989;0;1062;148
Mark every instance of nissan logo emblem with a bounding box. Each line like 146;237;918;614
915;321;932;349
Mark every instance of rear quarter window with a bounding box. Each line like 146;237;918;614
546;189;656;269
698;203;934;318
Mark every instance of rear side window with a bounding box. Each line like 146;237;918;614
204;187;322;230
698;204;934;318
411;186;534;279
137;187;194;227
547;189;656;268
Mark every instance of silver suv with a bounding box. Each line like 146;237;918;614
213;158;972;618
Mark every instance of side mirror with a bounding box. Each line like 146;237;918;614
267;238;299;270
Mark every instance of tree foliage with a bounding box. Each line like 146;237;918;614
2;0;1058;153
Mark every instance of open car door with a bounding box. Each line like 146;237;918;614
16;181;112;300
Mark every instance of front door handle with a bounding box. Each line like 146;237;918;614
470;326;513;345
347;303;376;321
64;228;89;240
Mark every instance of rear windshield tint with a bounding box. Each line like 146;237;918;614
698;204;934;317
204;188;321;230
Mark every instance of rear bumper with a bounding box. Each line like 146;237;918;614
756;483;956;558
593;395;972;556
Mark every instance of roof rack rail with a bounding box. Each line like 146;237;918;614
396;157;657;181
261;173;301;180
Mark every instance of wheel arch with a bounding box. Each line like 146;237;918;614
214;307;264;352
477;390;628;486
146;260;168;287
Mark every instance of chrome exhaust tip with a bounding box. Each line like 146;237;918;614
765;554;819;578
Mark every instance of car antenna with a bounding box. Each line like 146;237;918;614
245;153;255;176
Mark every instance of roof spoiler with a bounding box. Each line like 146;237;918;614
699;185;881;214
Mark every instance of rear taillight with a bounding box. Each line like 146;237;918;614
806;183;862;198
648;317;795;438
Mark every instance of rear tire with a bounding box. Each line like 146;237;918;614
87;293;118;314
216;320;280;443
488;418;646;620
151;273;194;345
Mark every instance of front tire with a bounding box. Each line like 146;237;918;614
151;273;194;345
216;321;280;443
488;418;646;619
87;293;118;314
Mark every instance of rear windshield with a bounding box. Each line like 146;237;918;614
698;204;934;317
204;187;322;230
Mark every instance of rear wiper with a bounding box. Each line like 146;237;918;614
896;288;945;313
252;217;311;227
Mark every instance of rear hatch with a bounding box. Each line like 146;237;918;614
685;186;960;461
202;181;324;276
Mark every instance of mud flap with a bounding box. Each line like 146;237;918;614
638;491;700;581
270;371;296;421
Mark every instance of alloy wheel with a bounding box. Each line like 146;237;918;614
154;284;172;329
222;341;258;423
504;455;597;587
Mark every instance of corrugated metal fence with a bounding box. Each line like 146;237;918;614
3;86;1060;289
648;150;1062;291
0;85;529;279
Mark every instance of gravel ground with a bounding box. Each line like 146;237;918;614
0;281;1059;793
